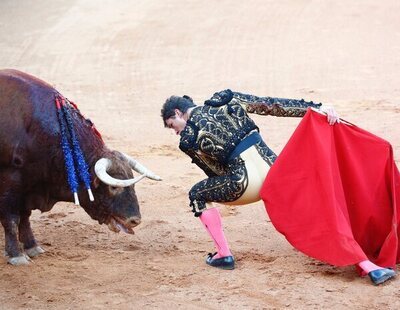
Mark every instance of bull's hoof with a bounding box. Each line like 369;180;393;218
26;246;45;258
8;255;31;266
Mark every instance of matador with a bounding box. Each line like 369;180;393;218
161;89;395;285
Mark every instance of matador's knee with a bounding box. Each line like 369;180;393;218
189;190;207;217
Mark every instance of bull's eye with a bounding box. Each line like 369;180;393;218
109;186;123;195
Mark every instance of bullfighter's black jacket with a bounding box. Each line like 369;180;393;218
179;89;322;215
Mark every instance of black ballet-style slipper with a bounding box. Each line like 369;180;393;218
368;268;396;285
206;252;235;270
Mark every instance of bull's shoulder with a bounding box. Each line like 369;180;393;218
0;70;60;154
0;69;58;117
0;69;55;92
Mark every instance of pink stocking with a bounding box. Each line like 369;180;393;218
199;208;232;259
358;260;384;276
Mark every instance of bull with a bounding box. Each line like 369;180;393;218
0;69;161;265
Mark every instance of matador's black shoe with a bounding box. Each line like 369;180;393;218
206;252;235;270
368;268;396;285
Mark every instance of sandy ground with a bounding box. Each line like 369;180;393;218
1;0;400;309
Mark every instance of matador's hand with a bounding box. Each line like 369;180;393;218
319;105;340;125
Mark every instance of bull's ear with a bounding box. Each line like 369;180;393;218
92;176;101;189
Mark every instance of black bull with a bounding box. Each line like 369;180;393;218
0;69;161;265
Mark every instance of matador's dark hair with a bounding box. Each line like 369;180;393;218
161;95;196;127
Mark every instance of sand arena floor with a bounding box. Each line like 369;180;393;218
0;1;399;309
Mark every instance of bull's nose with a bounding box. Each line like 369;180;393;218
127;216;141;227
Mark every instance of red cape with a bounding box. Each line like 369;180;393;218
261;109;400;267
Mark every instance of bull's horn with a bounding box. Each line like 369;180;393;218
121;153;162;181
94;158;146;187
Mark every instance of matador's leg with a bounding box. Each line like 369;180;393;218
199;208;232;260
188;159;248;269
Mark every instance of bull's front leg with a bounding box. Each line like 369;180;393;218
0;213;30;265
19;210;44;258
0;170;30;265
19;214;45;259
